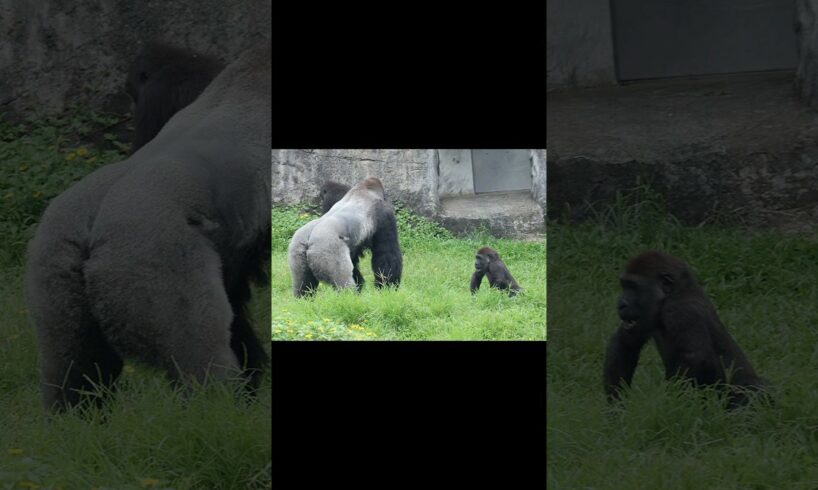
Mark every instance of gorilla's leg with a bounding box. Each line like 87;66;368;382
351;248;365;292
25;247;123;411
226;280;268;391
352;265;365;292
307;242;356;291
85;235;240;388
288;222;320;297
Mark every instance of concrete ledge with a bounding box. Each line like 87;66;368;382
547;71;818;229
438;191;545;239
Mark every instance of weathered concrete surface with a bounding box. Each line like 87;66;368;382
439;192;545;239
547;71;818;229
272;149;440;216
532;149;546;213
0;1;270;117
797;0;818;108
438;149;474;196
546;0;616;89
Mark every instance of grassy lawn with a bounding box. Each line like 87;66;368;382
271;205;546;341
547;192;818;489
0;113;271;489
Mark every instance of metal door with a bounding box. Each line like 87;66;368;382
612;0;798;81
472;150;531;193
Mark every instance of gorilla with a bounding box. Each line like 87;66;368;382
125;42;224;152
288;177;403;297
319;181;351;214
603;251;767;408
470;247;522;296
25;41;271;412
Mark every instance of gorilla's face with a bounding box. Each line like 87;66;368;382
617;273;666;331
475;253;491;272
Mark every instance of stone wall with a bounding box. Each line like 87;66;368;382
531;149;546;213
272;149;440;216
0;0;270;117
796;0;818;108
546;0;617;89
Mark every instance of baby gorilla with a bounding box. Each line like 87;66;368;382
470;247;522;296
604;251;767;408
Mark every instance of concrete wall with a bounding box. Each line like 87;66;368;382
273;148;547;222
531;149;546;213
796;0;818;108
272;149;440;216
438;149;474;197
546;0;617;89
0;0;271;117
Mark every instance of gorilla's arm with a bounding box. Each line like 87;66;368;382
470;269;485;293
603;326;651;402
370;202;402;288
662;301;722;386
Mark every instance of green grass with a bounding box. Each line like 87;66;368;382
548;188;818;489
0;113;271;489
271;204;546;340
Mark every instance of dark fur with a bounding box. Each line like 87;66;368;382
470;247;522;296
26;42;271;412
126;42;224;152
319;181;351;214
603;251;766;408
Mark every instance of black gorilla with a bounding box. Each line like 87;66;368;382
319;181;351;214
289;177;403;297
126;42;224;152
470;247;522;296
25;41;271;412
603;251;766;408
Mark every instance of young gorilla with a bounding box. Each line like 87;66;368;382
603;251;766;408
126;42;224;152
25;41;271;412
289;177;403;297
470;247;522;296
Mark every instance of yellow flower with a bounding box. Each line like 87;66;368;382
7;448;23;455
124;365;135;374
141;478;160;487
65;152;77;161
76;147;89;156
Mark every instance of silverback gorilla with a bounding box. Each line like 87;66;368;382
25;41;271;412
125;42;224;152
603;251;766;408
289;177;402;297
470;246;522;296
